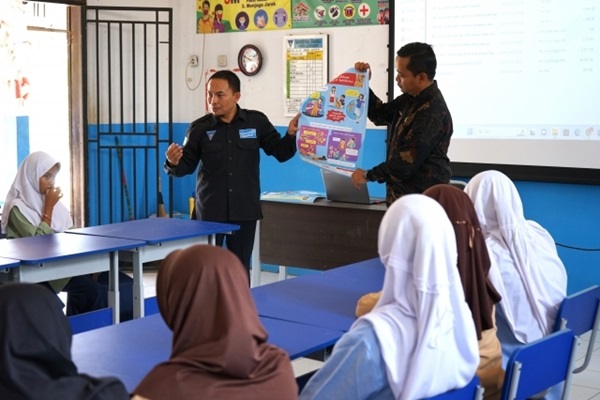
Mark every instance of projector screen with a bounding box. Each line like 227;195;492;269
390;1;600;183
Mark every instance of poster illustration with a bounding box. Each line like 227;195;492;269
296;67;369;176
196;0;291;34
291;0;389;29
284;34;328;116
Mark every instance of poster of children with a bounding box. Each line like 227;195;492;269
296;67;369;176
196;0;291;33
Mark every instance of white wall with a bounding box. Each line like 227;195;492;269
90;0;390;126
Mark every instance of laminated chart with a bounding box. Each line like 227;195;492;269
296;67;369;176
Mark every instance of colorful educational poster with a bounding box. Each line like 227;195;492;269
291;0;389;29
196;0;291;34
296;67;369;176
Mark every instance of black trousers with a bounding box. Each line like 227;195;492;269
38;272;134;320
214;220;257;285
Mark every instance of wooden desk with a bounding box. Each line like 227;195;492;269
259;199;386;270
67;218;239;318
0;233;145;323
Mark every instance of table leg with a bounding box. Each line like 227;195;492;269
108;251;120;324
278;266;288;281
132;251;144;319
251;221;261;288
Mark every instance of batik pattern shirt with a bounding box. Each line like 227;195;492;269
365;81;453;205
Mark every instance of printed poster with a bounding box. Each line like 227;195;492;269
284;34;328;116
196;0;291;33
296;67;369;176
291;0;389;29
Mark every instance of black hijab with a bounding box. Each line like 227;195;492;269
0;283;129;400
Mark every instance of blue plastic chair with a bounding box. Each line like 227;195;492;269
422;375;483;400
68;307;113;334
553;285;600;373
144;296;159;316
500;329;579;400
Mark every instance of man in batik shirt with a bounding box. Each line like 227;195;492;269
352;42;453;206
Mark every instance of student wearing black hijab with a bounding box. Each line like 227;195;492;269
0;283;129;400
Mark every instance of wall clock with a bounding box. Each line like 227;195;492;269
238;44;263;76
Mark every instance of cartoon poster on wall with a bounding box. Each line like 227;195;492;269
196;0;291;33
296;67;369;176
292;0;389;29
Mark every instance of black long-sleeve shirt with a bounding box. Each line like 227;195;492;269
164;107;296;221
365;81;453;205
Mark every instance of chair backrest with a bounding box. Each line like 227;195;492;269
500;329;579;400
553;285;600;373
449;179;467;190
68;307;113;334
144;296;159;316
421;375;483;400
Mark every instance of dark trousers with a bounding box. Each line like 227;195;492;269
97;271;134;321
39;272;134;320
215;220;257;285
63;275;107;316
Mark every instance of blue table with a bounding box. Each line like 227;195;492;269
0;233;145;323
0;256;19;270
252;258;385;331
67;218;239;318
72;313;343;392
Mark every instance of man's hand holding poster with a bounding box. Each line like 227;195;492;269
296;67;369;177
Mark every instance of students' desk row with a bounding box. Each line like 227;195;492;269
0;233;145;323
252;257;385;331
72;314;344;393
67;218;239;318
71;258;385;392
0;219;239;321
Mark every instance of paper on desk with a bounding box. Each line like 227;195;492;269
260;191;325;204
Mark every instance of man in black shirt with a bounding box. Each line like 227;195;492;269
164;70;300;282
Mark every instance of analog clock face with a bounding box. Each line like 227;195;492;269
238;45;263;76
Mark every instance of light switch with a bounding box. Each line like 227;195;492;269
217;55;227;67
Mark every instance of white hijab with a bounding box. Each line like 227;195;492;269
1;151;72;234
358;195;479;400
464;170;567;343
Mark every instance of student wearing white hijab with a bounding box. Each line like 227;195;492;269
464;170;567;366
300;195;479;400
2;151;73;236
1;151;123;317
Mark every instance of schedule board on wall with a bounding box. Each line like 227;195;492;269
283;34;328;116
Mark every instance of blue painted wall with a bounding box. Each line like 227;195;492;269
514;180;600;294
149;122;600;294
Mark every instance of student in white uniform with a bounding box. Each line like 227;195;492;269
300;195;479;400
464;170;567;366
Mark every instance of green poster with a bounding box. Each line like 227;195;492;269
291;0;389;29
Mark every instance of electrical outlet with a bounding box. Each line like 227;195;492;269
217;55;227;67
189;55;199;67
